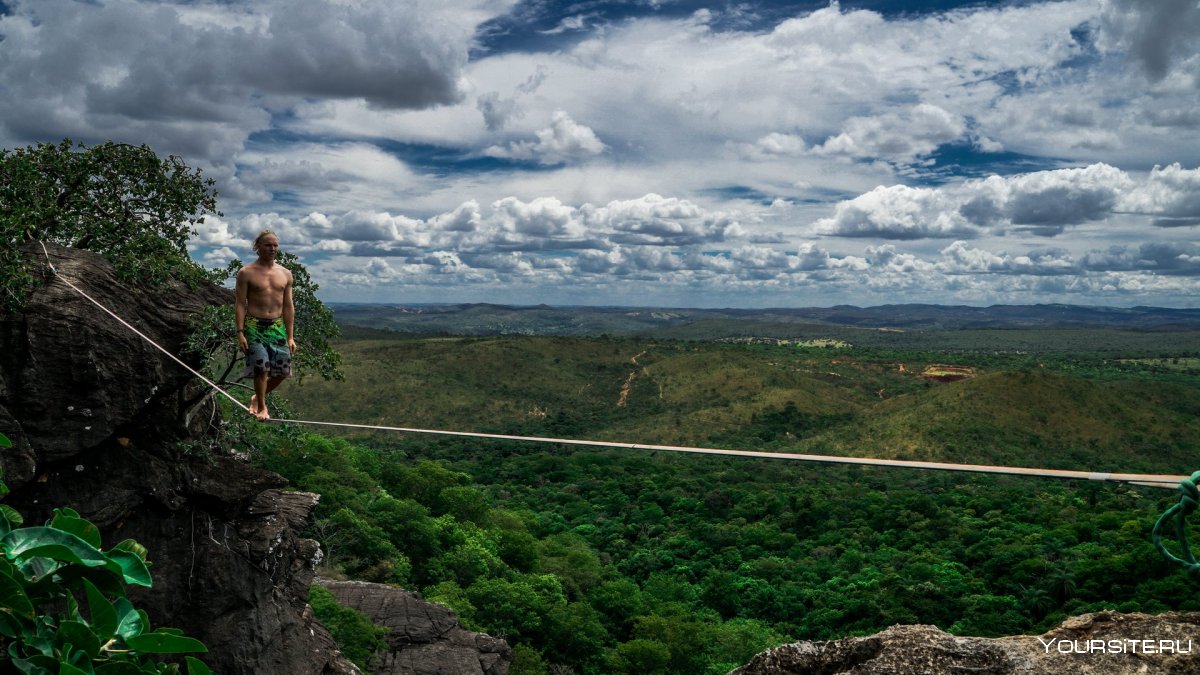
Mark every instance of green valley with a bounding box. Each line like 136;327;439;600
246;321;1200;675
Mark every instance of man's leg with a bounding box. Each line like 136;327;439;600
257;376;288;420
253;371;270;420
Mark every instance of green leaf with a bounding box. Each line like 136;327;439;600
126;631;208;654
94;663;144;675
58;662;90;675
65;591;80;622
17;556;59;584
55;620;101;659
83;578;119;638
110;540;148;563
0;567;34;616
50;511;101;550
2;527;110;568
0;504;24;530
184;657;213;675
29;564;126;602
11;656;55;675
116;606;145;641
105;550;152;588
0;610;23;638
0;432;11;448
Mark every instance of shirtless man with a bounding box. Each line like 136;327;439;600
235;230;297;421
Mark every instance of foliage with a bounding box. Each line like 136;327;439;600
307;585;387;670
249;331;1200;674
0;139;220;312
285;334;1200;474
0;432;210;674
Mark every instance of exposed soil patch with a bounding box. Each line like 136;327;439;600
918;364;976;382
617;371;637;407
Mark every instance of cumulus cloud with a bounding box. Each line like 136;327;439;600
492;196;582;238
0;0;479;162
210;192;753;263
734;133;807;160
334;211;427;245
484;110;607;164
815;185;978;240
20;0;1200;307
819;163;1160;240
1082;242;1200;276
1119;163;1200;224
812;104;967;164
586;194;742;246
201;246;238;267
1001;164;1131;234
939;241;1077;276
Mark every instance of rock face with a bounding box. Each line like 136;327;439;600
318;579;512;675
731;611;1200;675
0;242;357;674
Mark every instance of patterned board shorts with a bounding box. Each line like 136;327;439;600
243;317;292;379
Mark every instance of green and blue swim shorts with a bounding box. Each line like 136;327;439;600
243;317;292;379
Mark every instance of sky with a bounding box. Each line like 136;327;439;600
3;0;1200;308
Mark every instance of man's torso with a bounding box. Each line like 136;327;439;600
242;263;290;318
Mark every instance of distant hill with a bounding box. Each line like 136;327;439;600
330;302;1200;338
330;302;1200;354
284;334;1200;476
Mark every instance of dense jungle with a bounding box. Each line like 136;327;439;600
234;315;1200;674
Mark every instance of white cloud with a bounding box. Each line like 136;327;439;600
812;104;967;164
484;110;607;164
818;163;1161;240
939;241;1077;275
190;215;242;248
816;184;978;240
1119;163;1200;223
0;0;489;164
587;194;742;246
14;0;1200;308
201;246;238;267
491;196;581;237
1082;242;1200;276
735;133;807;160
1001;163;1132;234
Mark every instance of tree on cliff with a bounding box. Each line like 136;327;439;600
0;139;341;383
0;139;218;312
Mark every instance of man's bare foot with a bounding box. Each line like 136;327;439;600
256;399;270;421
249;394;260;415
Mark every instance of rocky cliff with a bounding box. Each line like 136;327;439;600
0;242;355;673
0;243;506;674
732;611;1200;675
318;579;511;675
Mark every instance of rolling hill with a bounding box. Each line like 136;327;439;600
282;333;1199;476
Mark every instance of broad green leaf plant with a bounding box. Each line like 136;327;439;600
0;432;210;674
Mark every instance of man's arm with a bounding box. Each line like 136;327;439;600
282;270;297;353
235;269;249;352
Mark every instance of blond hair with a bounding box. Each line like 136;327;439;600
252;229;278;252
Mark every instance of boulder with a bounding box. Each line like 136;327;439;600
318;578;511;675
731;611;1200;675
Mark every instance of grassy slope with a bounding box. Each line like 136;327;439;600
811;370;1200;473
284;334;1200;476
